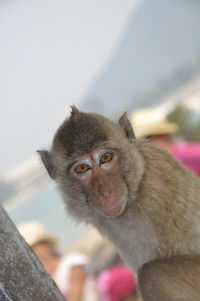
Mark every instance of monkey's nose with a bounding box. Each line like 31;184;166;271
98;187;109;198
102;190;110;198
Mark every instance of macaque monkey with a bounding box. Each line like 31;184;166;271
38;106;200;301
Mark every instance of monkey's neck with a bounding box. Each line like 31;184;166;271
92;208;159;272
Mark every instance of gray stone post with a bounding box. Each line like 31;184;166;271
0;204;66;301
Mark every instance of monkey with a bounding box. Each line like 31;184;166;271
38;106;200;301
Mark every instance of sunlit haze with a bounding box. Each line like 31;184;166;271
0;0;141;176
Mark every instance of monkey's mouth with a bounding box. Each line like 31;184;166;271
102;198;127;218
88;195;127;219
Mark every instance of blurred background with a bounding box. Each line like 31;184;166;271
1;0;200;253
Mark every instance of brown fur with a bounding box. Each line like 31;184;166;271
138;255;200;301
38;108;200;301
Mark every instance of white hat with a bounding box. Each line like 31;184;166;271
130;107;178;138
18;220;57;247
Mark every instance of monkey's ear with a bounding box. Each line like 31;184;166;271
119;112;136;143
70;105;80;117
37;150;56;180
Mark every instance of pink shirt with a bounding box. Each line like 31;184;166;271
172;142;200;176
96;265;137;301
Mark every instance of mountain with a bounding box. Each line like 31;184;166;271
81;0;200;116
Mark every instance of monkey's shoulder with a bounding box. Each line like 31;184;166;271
136;139;200;187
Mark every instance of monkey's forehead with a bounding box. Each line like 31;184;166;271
52;113;115;157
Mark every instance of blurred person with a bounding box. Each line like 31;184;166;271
131;107;200;176
96;265;141;301
18;220;100;301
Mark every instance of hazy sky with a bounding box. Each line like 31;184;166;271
0;0;141;177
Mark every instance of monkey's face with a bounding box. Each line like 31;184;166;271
68;147;128;218
38;107;144;222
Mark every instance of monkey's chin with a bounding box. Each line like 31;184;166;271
89;199;127;219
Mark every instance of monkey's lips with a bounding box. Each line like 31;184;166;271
102;199;127;218
90;195;127;219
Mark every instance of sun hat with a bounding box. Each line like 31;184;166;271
17;220;57;247
130;107;178;138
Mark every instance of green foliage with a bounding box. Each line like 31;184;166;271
167;105;189;128
188;124;200;141
167;105;200;141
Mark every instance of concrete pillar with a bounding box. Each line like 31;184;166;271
0;204;66;301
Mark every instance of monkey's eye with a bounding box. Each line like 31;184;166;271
100;152;113;164
75;163;90;174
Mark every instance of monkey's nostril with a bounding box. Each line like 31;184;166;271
104;191;110;198
98;184;110;198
